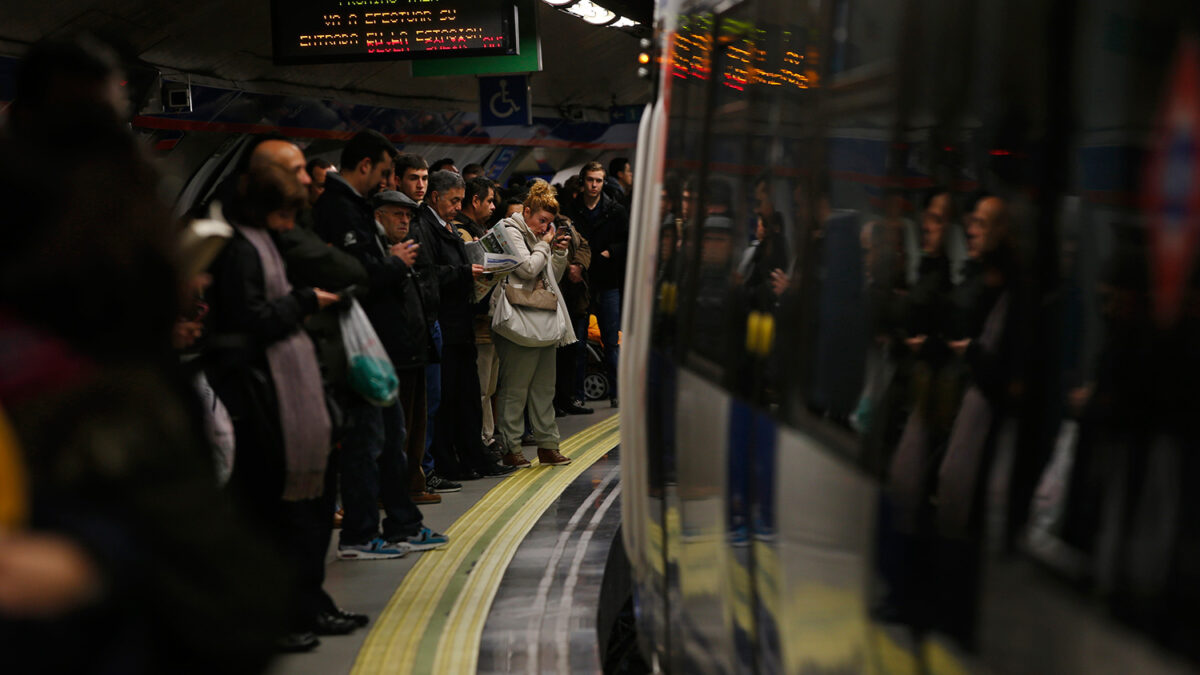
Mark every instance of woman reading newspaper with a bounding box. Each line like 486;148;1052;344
490;181;576;467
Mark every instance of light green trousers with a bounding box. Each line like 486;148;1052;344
494;334;560;452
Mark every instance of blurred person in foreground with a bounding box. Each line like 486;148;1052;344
0;36;285;673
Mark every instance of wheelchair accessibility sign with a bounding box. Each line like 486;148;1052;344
479;75;532;127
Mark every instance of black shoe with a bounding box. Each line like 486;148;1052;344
447;469;482;481
564;399;595;415
427;473;463;493
330;607;369;628
313;610;358;636
277;631;320;653
477;462;518;477
610;397;619;409
555;406;567;418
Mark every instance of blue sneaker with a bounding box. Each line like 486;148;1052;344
392;526;449;552
337;537;411;560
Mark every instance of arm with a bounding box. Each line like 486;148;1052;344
607;205;631;260
508;225;552;281
573;232;592;269
550;247;569;282
211;239;317;344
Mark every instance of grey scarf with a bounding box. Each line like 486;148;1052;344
236;224;332;501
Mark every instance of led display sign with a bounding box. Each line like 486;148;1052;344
272;0;518;64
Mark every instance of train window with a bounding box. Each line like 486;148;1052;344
675;6;757;390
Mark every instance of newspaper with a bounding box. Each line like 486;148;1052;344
469;223;521;301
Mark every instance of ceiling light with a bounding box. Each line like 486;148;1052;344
565;0;617;26
542;0;576;5
611;17;640;28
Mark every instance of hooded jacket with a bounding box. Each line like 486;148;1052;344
312;172;431;369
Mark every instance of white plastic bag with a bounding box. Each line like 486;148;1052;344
194;372;235;486
339;298;399;406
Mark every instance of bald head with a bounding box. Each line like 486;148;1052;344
250;140;311;187
967;196;1010;260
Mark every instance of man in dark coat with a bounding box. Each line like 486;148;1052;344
246;136;371;638
314;130;448;559
409;170;514;479
564;161;629;407
372;189;443;505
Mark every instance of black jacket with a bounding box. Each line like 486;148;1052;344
411;204;477;346
313;173;431;369
564;192;629;291
204;232;319;419
276;222;368;404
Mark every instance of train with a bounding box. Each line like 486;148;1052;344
603;0;1200;673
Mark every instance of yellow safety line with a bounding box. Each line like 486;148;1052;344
351;415;620;674
436;423;621;673
353;420;611;674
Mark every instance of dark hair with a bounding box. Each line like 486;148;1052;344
461;163;485;178
306;156;333;176
430;157;457;173
230;164;307;228
394;152;428;176
580;161;606;179
464;176;493;206
340;130;395;174
15;34;121;111
608;157;630;177
428;169;465;198
0;127;180;361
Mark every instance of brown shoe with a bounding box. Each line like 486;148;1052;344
537;448;571;466
410;491;442;505
409;465;428;494
502;451;532;468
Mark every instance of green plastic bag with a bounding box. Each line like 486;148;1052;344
340;298;399;406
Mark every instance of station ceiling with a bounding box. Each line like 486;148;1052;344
0;1;652;115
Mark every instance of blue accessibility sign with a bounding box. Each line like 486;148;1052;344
479;75;532;127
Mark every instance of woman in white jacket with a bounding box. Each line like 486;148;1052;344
492;181;575;467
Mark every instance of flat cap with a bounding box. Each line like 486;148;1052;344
372;190;420;211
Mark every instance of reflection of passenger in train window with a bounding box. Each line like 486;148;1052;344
931;195;1021;643
690;179;749;387
810;207;866;424
739;212;788;312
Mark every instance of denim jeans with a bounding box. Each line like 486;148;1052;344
594;288;622;394
422;320;443;475
339;402;423;546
